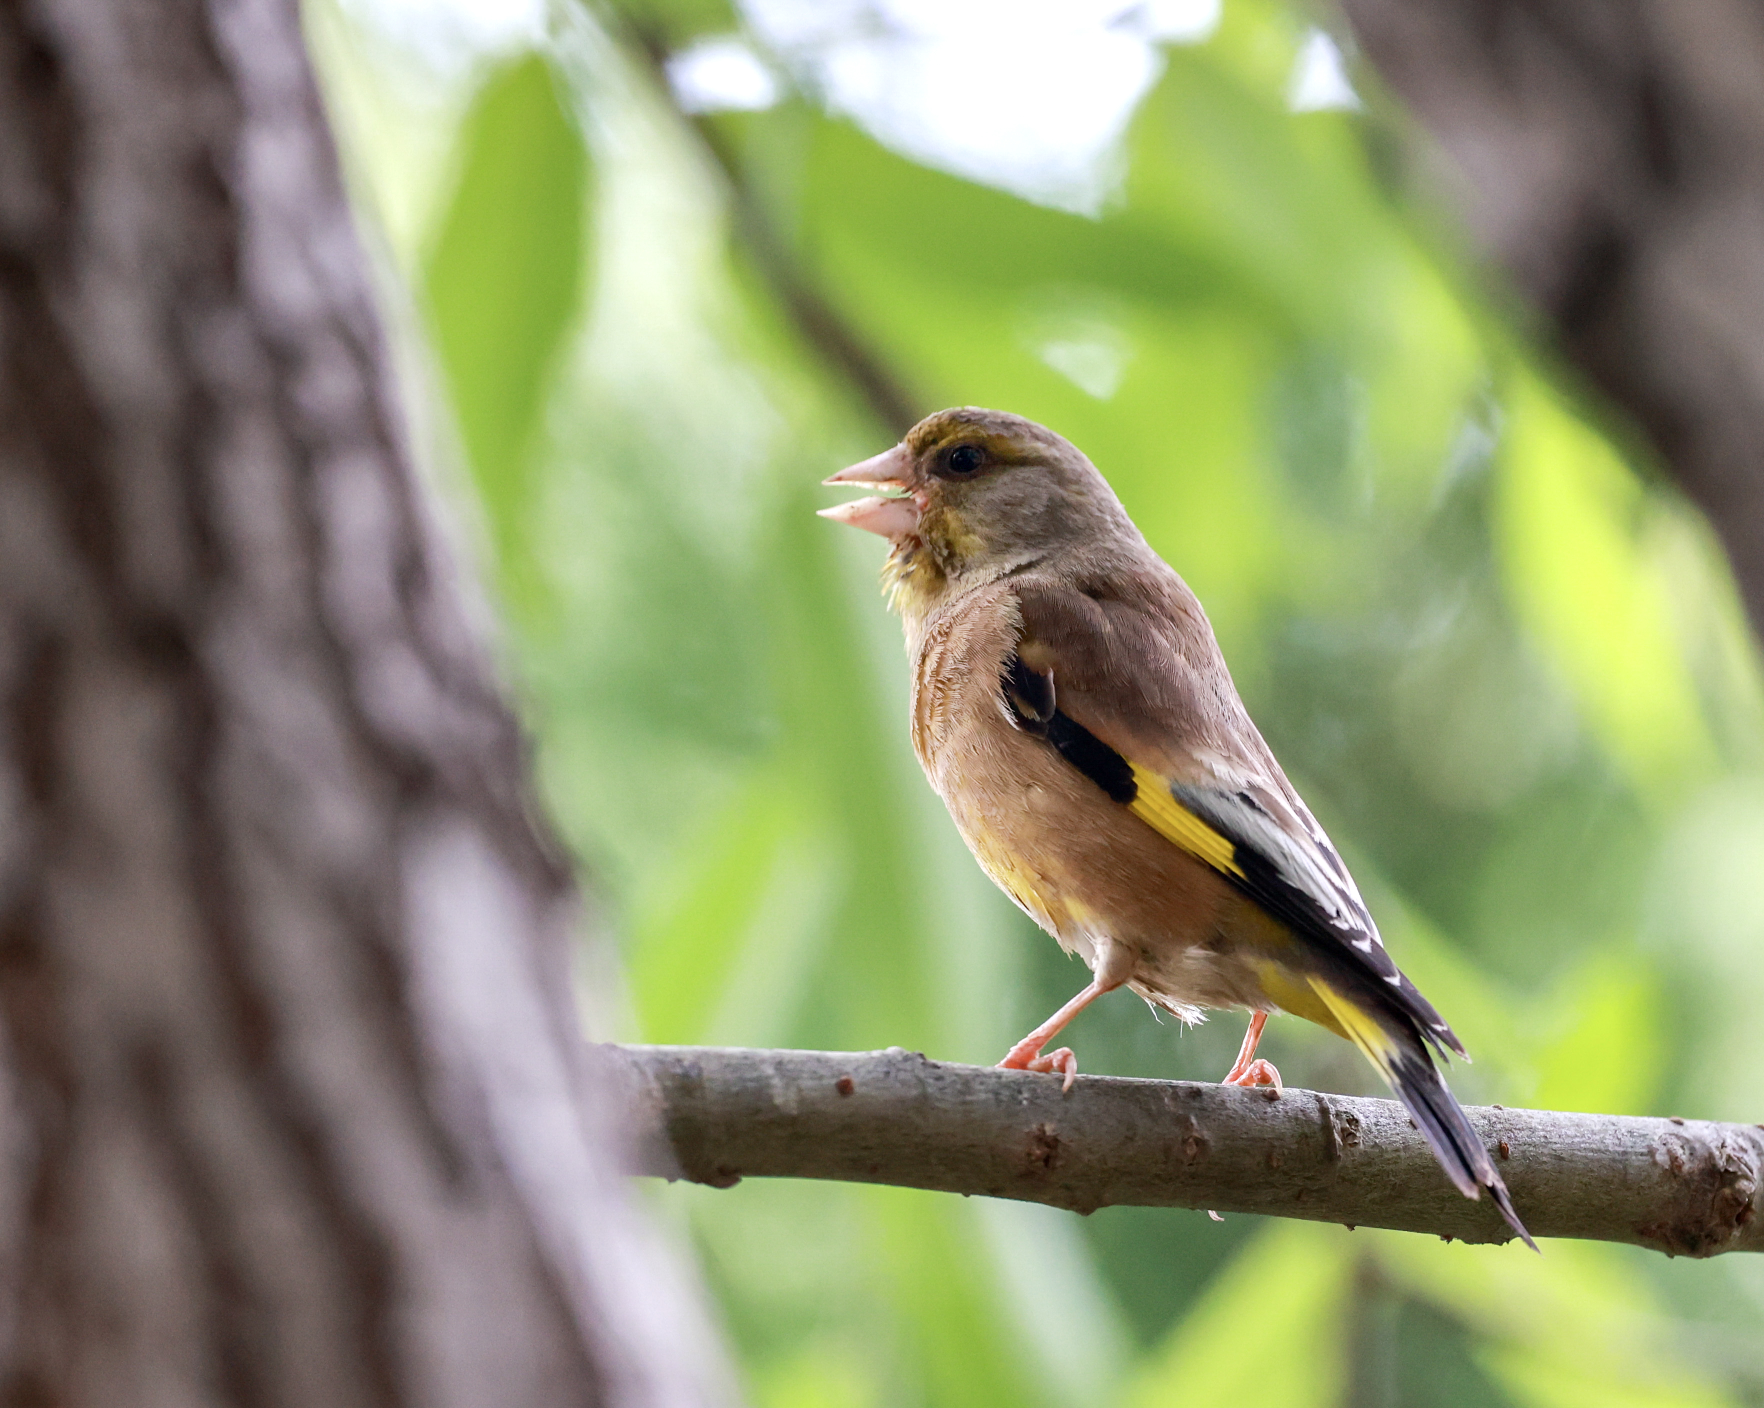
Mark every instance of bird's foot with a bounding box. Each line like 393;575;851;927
998;1042;1079;1093
1208;1050;1282;1220
1223;1058;1282;1091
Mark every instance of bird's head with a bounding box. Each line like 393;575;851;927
820;408;1134;612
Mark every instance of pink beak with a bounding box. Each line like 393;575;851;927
818;443;920;540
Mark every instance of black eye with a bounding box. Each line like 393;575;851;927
945;444;984;475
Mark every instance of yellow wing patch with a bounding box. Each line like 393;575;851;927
1124;765;1407;1078
1126;763;1243;878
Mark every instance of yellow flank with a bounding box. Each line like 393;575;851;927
1308;977;1399;1076
967;819;1059;932
1250;961;1344;1034
1126;763;1243;877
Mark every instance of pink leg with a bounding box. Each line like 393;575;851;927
998;978;1114;1093
1208;1013;1282;1225
1221;1011;1281;1090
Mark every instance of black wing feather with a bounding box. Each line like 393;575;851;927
1170;783;1466;1062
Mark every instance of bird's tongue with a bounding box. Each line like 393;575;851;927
818;444;921;540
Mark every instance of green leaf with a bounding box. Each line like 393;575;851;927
625;777;798;1044
1126;1222;1351;1408
1480;1345;1738;1408
1530;952;1664;1116
1376;1231;1744;1408
869;1189;1058;1408
425;52;587;591
1494;373;1718;801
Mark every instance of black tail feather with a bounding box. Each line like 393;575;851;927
1386;1043;1538;1252
1487;1180;1535;1253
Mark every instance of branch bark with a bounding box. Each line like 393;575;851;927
1337;0;1764;637
609;1044;1764;1258
0;3;731;1403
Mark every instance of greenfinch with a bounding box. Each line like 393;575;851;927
821;407;1532;1248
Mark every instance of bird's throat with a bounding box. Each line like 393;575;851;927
881;538;945;619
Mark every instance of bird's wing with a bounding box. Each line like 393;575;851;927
1009;573;1465;1060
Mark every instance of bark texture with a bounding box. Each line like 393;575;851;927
0;3;730;1405
1338;0;1764;635
614;1045;1764;1257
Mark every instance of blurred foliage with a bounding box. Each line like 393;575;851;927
426;51;586;608
308;0;1764;1404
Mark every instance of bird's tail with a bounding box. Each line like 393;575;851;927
1310;978;1536;1252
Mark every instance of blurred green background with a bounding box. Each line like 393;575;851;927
308;0;1764;1403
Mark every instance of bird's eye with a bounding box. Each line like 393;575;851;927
945;444;984;475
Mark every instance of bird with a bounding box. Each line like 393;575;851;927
819;406;1533;1249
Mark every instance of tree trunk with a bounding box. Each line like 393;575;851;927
1339;0;1764;637
0;3;731;1404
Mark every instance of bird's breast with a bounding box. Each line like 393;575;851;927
906;588;1267;1013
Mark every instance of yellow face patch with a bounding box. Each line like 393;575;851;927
919;504;986;563
882;542;944;616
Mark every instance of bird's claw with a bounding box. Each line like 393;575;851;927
1224;1058;1282;1091
998;1044;1079;1092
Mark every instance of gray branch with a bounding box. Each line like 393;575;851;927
605;1044;1764;1257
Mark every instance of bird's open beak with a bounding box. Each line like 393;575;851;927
818;443;920;540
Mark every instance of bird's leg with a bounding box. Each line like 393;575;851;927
998;943;1130;1092
1208;1012;1285;1222
997;982;1102;1091
1221;1011;1281;1090
1221;1011;1265;1081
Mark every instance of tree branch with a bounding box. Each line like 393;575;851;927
624;23;920;439
605;1044;1764;1257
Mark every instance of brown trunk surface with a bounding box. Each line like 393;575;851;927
1340;0;1764;636
0;3;730;1404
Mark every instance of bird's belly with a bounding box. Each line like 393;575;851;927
927;719;1272;1014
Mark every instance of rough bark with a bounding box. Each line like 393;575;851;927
0;3;731;1405
612;1045;1764;1257
1337;0;1764;636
